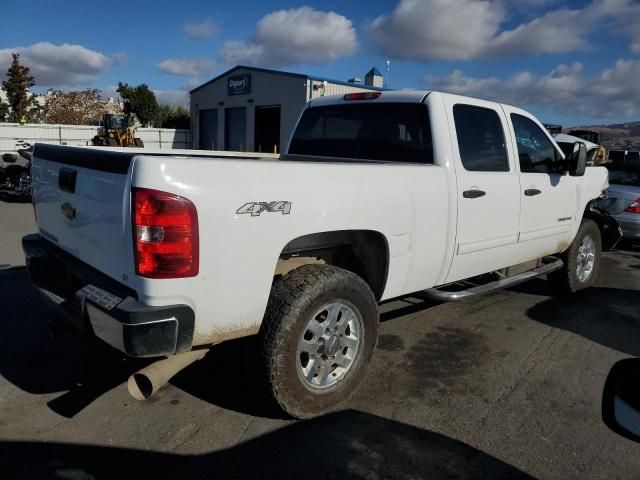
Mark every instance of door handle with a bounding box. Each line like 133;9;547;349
524;188;542;196
463;189;486;199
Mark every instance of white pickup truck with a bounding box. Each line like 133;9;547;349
23;90;621;418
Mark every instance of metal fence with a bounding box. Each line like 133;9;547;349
609;150;640;165
0;123;192;152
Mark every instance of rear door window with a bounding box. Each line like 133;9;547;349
453;105;509;172
289;103;433;163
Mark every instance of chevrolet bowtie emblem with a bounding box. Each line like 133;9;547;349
61;202;76;220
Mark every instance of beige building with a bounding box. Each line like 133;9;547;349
190;65;386;153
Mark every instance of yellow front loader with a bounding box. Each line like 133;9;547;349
92;114;144;147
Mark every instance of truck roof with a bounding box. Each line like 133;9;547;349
309;90;431;107
307;90;524;113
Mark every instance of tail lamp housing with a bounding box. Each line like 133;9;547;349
625;198;640;214
132;187;199;278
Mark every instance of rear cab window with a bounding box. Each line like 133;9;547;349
452;104;509;172
288;103;433;164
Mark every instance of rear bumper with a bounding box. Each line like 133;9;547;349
22;234;194;357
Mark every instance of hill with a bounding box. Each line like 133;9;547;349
567;121;640;151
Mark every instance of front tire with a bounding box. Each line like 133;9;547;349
261;265;378;419
550;219;602;293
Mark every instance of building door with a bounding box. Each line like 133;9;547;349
255;105;281;153
199;109;218;150
225;107;246;151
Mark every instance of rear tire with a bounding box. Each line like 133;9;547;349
550;219;601;293
260;264;378;419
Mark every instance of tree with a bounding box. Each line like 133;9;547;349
0;95;9;122
44;89;109;125
161;106;190;129
154;104;190;129
2;53;39;123
116;82;158;126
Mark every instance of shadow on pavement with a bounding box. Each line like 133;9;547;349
0;267;149;418
525;285;640;357
170;335;285;419
379;291;441;322
0;266;281;419
0;410;532;480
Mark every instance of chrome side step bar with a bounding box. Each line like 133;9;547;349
424;257;564;302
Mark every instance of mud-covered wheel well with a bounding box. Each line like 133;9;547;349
277;230;389;300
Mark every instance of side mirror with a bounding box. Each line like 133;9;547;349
569;141;587;176
2;153;17;163
602;358;640;443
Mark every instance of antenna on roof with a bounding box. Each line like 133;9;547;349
385;60;390;88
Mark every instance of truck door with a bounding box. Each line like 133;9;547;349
502;106;577;250
443;97;522;281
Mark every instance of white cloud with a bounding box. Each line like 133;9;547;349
219;7;358;67
488;7;590;56
425;59;640;121
368;0;503;60
368;0;639;60
183;19;218;39
154;89;189;107
157;57;216;77
0;42;113;86
611;1;640;53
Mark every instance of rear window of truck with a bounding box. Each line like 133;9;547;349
289;103;433;164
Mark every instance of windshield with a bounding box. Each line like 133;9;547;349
106;115;128;130
289;103;433;163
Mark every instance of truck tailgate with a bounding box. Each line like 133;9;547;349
31;144;136;283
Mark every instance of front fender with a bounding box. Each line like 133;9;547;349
585;202;623;251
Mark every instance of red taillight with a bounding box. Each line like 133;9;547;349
625;197;640;214
343;92;382;101
132;187;199;278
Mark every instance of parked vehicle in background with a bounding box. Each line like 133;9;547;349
598;165;640;245
569;129;601;145
23;90;621;418
0;141;32;202
92;113;144;148
554;133;608;166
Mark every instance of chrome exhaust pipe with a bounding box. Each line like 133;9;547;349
128;349;207;400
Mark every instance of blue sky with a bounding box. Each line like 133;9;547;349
2;0;639;126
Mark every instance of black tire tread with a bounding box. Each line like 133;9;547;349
260;264;377;418
550;219;601;293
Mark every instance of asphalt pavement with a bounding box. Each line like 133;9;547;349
1;201;639;479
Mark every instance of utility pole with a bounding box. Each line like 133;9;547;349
385;60;390;88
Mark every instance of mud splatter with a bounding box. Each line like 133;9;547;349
377;334;406;352
403;327;489;398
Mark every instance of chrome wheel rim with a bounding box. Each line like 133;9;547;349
576;235;596;282
296;301;363;390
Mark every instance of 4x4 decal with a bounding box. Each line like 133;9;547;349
236;201;292;217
